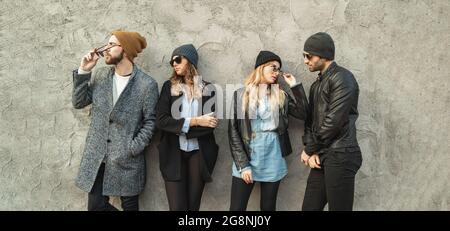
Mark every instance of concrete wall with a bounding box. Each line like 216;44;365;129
0;0;448;210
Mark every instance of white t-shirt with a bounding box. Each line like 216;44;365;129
77;68;131;106
114;73;131;102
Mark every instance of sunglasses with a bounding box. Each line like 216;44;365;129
170;56;183;66
95;43;121;57
303;53;313;60
270;65;282;74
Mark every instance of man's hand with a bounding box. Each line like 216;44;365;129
241;169;253;184
308;154;321;169
80;49;100;72
300;150;310;166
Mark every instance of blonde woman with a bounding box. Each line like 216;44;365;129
228;51;308;211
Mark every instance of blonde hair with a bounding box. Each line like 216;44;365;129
241;63;286;116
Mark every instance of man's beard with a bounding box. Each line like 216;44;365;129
105;51;124;65
310;60;324;72
309;64;319;72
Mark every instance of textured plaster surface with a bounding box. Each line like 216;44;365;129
0;0;448;210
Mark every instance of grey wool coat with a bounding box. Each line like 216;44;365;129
72;65;159;196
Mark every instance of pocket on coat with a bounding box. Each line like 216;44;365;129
127;138;135;158
112;154;134;170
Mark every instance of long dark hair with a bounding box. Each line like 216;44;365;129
169;62;203;98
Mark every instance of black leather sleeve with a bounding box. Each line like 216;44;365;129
303;82;319;155
287;83;309;120
228;90;250;171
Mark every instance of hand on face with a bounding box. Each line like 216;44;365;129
80;49;100;72
283;73;297;87
81;36;125;71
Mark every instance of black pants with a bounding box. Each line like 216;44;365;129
302;149;362;211
230;176;281;211
164;150;206;211
88;163;139;211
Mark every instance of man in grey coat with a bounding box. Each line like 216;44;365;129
72;30;158;211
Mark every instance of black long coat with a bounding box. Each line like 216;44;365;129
156;80;219;182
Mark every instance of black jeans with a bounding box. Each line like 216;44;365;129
164;150;206;211
230;176;281;211
88;163;139;211
302;148;362;211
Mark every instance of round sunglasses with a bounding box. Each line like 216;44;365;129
170;56;184;66
95;43;121;57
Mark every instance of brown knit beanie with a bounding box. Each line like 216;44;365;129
111;30;147;61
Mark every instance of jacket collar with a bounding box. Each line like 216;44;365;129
317;61;337;81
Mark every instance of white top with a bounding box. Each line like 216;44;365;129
179;96;200;152
78;68;130;106
113;73;131;105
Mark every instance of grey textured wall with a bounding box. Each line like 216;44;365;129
0;0;449;211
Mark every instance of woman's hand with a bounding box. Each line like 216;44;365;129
241;169;253;184
193;115;218;128
283;73;297;87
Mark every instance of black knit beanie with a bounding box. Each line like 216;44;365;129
254;50;282;69
171;44;199;68
304;32;335;60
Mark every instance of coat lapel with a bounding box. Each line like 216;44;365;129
171;92;184;113
110;66;138;116
101;67;114;114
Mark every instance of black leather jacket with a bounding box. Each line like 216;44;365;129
303;62;360;155
228;82;308;171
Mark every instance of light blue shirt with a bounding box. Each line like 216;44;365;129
232;96;287;182
179;95;200;152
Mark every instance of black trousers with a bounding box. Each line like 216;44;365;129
88;163;139;211
230;176;281;211
164;150;206;211
302;149;362;211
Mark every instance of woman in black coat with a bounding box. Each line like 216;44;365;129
156;44;219;211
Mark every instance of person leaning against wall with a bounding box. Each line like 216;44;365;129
228;50;309;211
300;32;362;211
72;30;159;211
155;44;219;211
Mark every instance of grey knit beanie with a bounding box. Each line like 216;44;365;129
171;44;199;68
